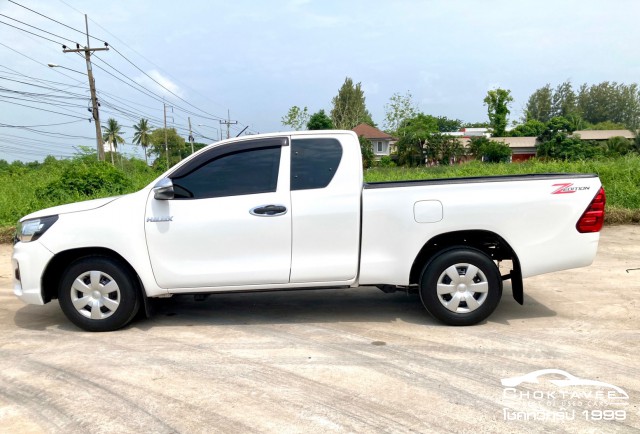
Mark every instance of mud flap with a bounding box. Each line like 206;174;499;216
510;262;524;305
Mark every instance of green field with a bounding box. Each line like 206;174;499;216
2;155;639;243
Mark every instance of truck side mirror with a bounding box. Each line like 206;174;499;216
153;178;175;200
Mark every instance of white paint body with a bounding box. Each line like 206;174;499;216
12;131;602;305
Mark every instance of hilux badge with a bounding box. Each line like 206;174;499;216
146;216;173;222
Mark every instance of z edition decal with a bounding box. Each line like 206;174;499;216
500;369;629;423
551;183;591;194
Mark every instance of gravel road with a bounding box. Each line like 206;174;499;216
0;226;638;433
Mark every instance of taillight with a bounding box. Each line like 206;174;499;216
576;187;606;233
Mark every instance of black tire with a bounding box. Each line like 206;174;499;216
419;247;502;326
58;256;141;332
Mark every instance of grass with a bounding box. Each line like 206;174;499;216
1;155;638;243
365;156;640;211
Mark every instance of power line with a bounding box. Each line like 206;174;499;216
109;45;226;122
0;19;67;45
0;13;80;45
0;75;88;96
4;1;257;152
0;93;87;109
0;41;85;85
0;86;88;101
8;0;105;42
0;65;86;88
0;120;85;128
0;97;90;119
0;124;93;139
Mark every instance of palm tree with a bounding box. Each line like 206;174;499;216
133;118;152;165
102;118;124;164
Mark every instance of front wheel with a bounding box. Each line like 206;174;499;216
419;247;502;326
58;256;141;332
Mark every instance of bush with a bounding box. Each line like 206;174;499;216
377;156;396;167
537;133;603;160
37;161;133;201
468;137;512;162
358;135;375;169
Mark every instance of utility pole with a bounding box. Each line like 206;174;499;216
188;117;194;154
164;103;169;168
163;102;174;166
219;109;238;139
62;15;108;161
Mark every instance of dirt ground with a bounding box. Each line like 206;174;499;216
0;226;639;433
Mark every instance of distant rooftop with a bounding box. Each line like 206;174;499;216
491;137;538;148
352;123;394;140
572;130;635;140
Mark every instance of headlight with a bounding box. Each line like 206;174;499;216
15;215;59;244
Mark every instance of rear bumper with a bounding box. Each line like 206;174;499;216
12;241;54;305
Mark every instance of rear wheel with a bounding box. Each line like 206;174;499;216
419;247;502;326
58;256;140;332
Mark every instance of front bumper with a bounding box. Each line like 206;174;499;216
12;241;54;305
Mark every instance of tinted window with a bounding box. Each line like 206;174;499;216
172;146;281;199
291;138;342;190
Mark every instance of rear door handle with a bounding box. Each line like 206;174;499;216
250;204;288;216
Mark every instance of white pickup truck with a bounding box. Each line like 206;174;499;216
12;131;606;331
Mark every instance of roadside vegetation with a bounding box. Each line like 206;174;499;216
1;152;639;243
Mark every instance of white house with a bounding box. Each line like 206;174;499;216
352;123;396;158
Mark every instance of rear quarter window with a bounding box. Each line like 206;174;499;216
291;138;342;190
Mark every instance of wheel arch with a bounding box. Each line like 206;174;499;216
409;230;524;304
41;247;146;305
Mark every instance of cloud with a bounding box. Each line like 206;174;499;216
288;0;311;6
135;69;184;98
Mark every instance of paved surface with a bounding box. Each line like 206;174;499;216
0;226;639;433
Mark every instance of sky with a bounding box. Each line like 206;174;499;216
1;0;639;162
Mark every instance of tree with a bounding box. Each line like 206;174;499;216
480;141;512;163
358;135;375;169
525;84;553;123
551;81;578;118
330;77;374;129
526;81;640;129
566;113;587;131
148;128;186;169
577;82;640;129
281;106;309;131
537;134;602;160
397;113;439;138
539;116;573;142
468;136;491;159
395;136;424;167
588;120;627;130
435;116;463;133
602;136;632;156
484;88;513;137
467;137;511;163
462;121;490;128
383;91;417;134
509;120;546;137
395;115;464;167
424;133;465;165
132;118;152;165
307;110;334;130
102;118;125;165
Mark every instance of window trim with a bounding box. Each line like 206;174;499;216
169;137;288;180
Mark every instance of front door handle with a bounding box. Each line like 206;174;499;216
250;204;288;216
